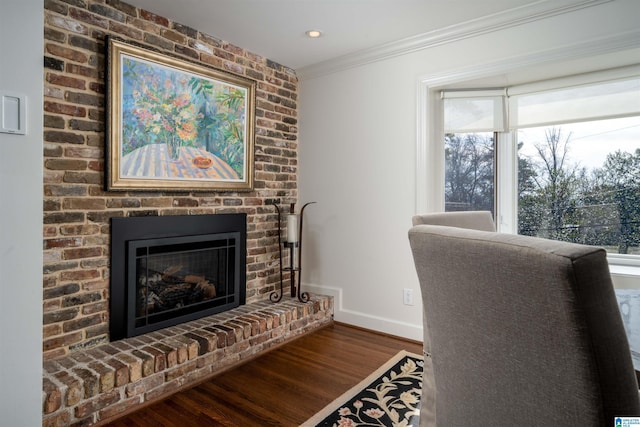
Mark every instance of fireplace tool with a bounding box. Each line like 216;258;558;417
270;201;316;303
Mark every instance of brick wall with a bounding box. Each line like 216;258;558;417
43;0;299;360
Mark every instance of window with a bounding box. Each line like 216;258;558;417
441;67;640;259
442;89;503;217
444;132;495;215
517;117;640;256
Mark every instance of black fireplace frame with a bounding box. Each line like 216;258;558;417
110;214;246;340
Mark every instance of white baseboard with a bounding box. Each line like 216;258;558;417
304;283;424;342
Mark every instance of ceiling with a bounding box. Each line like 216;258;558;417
123;0;546;70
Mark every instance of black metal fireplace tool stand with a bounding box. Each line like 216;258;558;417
270;201;316;303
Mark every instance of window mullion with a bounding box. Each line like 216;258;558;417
495;130;517;234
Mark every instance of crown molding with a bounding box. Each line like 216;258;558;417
417;29;640;88
297;0;614;80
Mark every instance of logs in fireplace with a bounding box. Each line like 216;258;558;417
110;214;246;340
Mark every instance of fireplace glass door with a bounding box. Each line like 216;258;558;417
127;232;239;336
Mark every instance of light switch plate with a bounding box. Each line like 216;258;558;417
0;91;26;135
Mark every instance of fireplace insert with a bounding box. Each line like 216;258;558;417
110;214;246;340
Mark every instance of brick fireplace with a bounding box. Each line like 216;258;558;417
110;213;247;340
43;208;334;427
43;0;304;361
42;1;333;425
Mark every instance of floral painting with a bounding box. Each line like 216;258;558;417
106;38;255;191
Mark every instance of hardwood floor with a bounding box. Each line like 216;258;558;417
101;323;423;427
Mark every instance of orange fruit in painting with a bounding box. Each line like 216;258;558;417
193;156;213;169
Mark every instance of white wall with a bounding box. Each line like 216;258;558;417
0;0;44;424
298;0;640;340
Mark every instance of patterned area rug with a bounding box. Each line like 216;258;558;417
302;350;423;427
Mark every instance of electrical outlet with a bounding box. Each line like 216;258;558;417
403;288;414;306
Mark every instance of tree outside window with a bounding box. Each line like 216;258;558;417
445;116;640;255
444;132;494;214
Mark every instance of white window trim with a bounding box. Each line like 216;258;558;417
495;131;517;234
416;45;640;278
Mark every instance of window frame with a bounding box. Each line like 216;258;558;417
417;70;640;276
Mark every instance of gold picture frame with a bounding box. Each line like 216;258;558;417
106;37;255;191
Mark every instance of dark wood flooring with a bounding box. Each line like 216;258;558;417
100;322;423;427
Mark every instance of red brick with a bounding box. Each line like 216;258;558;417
200;53;223;68
44;237;82;249
105;358;129;387
53;371;84;406
43;130;85;144
142;346;166;373
63;247;102;260
143;377;183;402
87;361;115;393
63;313;103;333
46;14;89;35
172;197;199;207
46;43;89;63
43;377;63;413
116;353;143;382
65;63;99;78
127;17;159;34
45;159;88;171
165;360;197;382
140;197;172;207
69;8;109;29
74;388;120;418
59;224;100;235
44;323;62;338
223;322;245;342
59;268;100;281
228;319;253;339
43;331;83;351
151;343;178;368
42;410;71;427
184;331;217;354
64;146;102;159
72;367;99;398
63;198;106;210
160;28;187;44
140;9;169;26
124;372;163;398
131;349;155;377
249;332;270;346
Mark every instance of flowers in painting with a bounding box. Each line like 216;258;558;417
121;56;247;173
129;71;201;160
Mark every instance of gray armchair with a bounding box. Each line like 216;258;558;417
409;211;640;426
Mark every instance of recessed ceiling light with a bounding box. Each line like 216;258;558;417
305;30;322;38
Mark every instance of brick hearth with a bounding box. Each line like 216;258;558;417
43;295;333;426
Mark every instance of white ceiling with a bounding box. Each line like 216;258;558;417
123;0;546;70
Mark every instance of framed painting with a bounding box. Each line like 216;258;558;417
106;37;255;191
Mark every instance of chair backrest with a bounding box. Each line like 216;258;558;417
409;222;640;426
412;210;495;231
410;211;496;426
